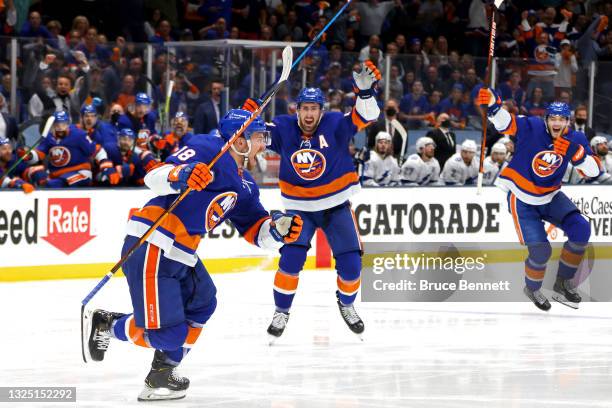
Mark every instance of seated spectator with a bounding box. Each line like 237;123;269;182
497;71;525;109
382;65;404;101
362;131;400;187
522;86;548;117
440;139;479;185
277;10;304;41
482;142;507;185
399;80;430;128
47;20;68;53
114;75;136;111
76;27;111;65
199;17;229;40
359;35;382;62
422;65;444;95
439;83;467;128
427;90;443;116
400;136;441;186
20;11;53;41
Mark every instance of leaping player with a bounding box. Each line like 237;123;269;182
83;109;303;401
244;60;381;340
478;88;603;311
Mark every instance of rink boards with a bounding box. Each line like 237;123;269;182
0;185;611;281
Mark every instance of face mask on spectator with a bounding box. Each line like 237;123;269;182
441;119;451;128
385;107;397;117
575;118;586;126
111;112;121;124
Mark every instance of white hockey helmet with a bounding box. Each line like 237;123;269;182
491;142;507;155
416;136;436;152
375;131;392;142
590;135;608;150
461;139;477;153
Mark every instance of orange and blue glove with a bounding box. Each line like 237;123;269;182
168;162;214;191
269;211;303;244
477;87;503;116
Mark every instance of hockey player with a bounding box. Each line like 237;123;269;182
482;142;508;185
0;138;35;193
400;136;441;186
243;60;381;340
440;139;479;185
362;131;400;186
150;111;193;160
105;128;160;186
83;109;303;401
19;111;117;187
565;136;612;184
478;87;602;310
80;104;118;146
117;92;159;149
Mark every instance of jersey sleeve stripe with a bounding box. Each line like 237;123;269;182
279;171;359;199
501;114;517;135
49;162;92;178
351;107;370;131
242;216;271;245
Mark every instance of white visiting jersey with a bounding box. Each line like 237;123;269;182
482;156;502;185
440;152;479;185
400;153;441;186
362;151;400;186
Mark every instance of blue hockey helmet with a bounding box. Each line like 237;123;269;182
118;128;135;139
80;104;97;116
218;109;268;143
175;111;188;121
53;110;70;124
546;102;571;119
135;92;152;106
0;137;9;146
296;87;325;107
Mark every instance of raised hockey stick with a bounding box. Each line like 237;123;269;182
0;115;54;185
477;0;504;194
391;119;408;165
80;47;293;362
163;79;175;134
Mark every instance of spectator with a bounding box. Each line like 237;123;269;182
199;17;229;40
422;65;444;95
395;34;408;54
69;15;90;40
114;75;136;111
497;71;525;109
149;19;176;44
554;39;578;98
362;131;400;186
383;64;404;101
359;35;382;62
47;20;68;53
20;11;53;40
144;8;162;39
571;105;595;141
427;112;456;168
522;86;548;117
400;136;441;186
367;98;406;159
193;80;225;135
76;27;111;65
277;10;303;41
398;80;431;128
355;0;402;40
427;89;443;116
440;139;479;185
525;31;557;101
0;94;17;142
439;83;467;128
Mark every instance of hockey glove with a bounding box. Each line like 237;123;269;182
9;178;34;194
242;98;262;113
477;87;502;116
116;163;135;179
168;162;214;191
352;60;381;99
101;163;121;185
554;136;586;164
269;211;303;244
16;147;33;161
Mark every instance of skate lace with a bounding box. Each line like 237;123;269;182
170;368;186;384
94;330;111;351
340;304;361;325
533;290;548;304
271;312;288;329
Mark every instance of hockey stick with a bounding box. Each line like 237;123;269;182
476;0;504;194
391;119;408;165
0;116;54;185
80;47;293;362
163;79;175;134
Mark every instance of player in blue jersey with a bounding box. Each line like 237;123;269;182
19;111;118;187
105;128;160;186
478;88;603;310
0;138;34;193
83;109;303;401
150;111;194;160
80;104;118;146
244;60;382;340
117;92;160;150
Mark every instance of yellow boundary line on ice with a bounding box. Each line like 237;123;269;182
3;245;612;282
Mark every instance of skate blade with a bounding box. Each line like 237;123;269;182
268;334;280;346
552;293;580;309
81;307;94;363
137;386;186;401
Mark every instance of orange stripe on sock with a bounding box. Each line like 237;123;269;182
560;248;583;267
274;270;299;292
337;277;361;295
183;326;203;348
127;317;150;348
525;265;545;281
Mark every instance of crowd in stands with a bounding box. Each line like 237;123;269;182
1;0;612;191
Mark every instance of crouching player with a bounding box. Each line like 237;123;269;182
0;138;35;193
478;88;603;310
83;109;303;401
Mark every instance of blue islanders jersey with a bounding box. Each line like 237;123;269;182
495;115;594;205
35;125;97;178
0;153;28;188
105;144;158;185
126;133;271;266
118;112;158;136
268;110;372;211
83;121;118;146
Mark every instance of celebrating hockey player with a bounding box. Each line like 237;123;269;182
482;142;507;185
243;60;381;340
105;128;159;186
400;136;440;186
478;87;603;310
362;131;400;186
80;104;118;146
0;138;35;193
151;111;193;160
440;139;479;185
117;92;159;149
83;109;303;401
19;110;117;187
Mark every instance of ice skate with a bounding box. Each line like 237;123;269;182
267;311;289;345
138;350;189;401
337;293;365;338
523;286;551;311
82;308;125;363
552;277;581;309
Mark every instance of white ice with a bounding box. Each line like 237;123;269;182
2;268;612;408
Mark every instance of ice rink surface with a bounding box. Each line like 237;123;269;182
2;265;612;408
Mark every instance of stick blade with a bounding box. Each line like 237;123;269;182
493;0;504;8
41;115;55;139
279;46;293;82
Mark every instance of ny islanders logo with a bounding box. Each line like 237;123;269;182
205;192;238;231
291;149;326;180
532;150;563;177
49;146;71;167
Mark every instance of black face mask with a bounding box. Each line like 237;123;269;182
441;120;451;128
385;107;397;117
111;112;120;124
575;118;586;126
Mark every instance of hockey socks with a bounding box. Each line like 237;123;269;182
273;270;299;312
557;241;586;280
336;251;362;305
